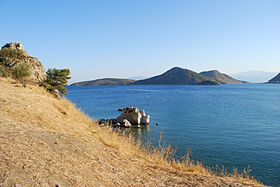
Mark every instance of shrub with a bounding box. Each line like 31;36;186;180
0;64;7;77
0;58;8;77
0;57;8;66
12;63;31;87
0;48;25;59
40;68;71;96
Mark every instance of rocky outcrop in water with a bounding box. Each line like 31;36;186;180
116;107;150;125
0;42;46;82
98;107;150;128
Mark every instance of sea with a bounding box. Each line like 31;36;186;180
66;84;280;186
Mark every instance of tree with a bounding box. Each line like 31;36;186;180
41;68;71;96
12;63;31;87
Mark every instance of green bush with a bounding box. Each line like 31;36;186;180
0;57;8;66
12;63;31;87
0;48;25;59
0;64;7;77
0;58;9;77
40;68;71;96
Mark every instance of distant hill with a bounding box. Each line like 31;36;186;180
231;71;278;83
200;70;247;84
267;73;280;84
71;78;135;86
128;76;147;80
133;67;220;85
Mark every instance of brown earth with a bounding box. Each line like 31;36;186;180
0;78;265;187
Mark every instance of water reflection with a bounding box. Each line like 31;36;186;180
130;125;151;140
115;125;151;142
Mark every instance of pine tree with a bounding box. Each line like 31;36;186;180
41;68;71;96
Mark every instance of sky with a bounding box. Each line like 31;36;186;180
1;0;280;83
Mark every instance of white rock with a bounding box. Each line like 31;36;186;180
141;109;146;116
140;115;150;124
123;119;132;127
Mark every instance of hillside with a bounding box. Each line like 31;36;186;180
267;73;280;83
0;77;264;186
71;78;135;86
133;67;220;85
200;70;247;84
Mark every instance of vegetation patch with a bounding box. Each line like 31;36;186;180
0;48;25;59
0;58;9;77
40;68;71;96
12;63;31;87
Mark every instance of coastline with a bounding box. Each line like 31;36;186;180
0;77;265;186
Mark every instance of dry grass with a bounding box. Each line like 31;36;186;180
93;124;262;185
51;83;264;186
0;77;266;186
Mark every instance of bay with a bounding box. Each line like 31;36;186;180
67;84;280;186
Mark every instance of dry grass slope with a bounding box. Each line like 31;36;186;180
0;77;266;186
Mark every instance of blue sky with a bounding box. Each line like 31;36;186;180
1;0;279;82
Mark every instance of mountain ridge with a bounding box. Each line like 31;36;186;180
200;70;247;84
267;73;280;84
71;78;135;86
133;67;220;85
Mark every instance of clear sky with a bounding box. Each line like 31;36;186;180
1;0;279;82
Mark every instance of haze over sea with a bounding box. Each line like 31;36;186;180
67;84;280;186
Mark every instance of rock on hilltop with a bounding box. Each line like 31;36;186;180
0;42;46;82
2;42;30;56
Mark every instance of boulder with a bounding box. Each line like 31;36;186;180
116;107;150;125
98;106;150;128
109;118;117;124
141;109;146;116
112;123;121;128
140;115;150;124
97;119;104;125
123;119;132;128
2;42;29;56
116;107;142;125
98;119;109;125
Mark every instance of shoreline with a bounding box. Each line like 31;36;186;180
0;77;265;186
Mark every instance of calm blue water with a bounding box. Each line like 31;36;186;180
67;84;280;186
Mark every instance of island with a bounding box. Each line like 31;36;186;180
267;73;280;83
